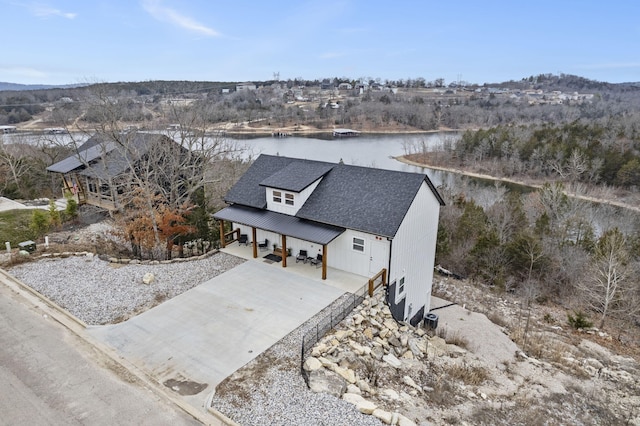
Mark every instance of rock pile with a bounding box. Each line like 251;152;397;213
303;293;466;425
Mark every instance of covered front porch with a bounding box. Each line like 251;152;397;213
214;205;346;281
220;240;369;294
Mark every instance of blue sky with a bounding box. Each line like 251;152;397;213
2;0;639;85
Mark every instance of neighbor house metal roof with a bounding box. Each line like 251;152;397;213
46;133;172;179
214;204;345;245
46;138;117;173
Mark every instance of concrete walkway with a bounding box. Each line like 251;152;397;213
87;261;345;409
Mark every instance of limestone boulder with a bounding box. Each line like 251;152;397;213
142;272;155;285
307;369;347;397
303;357;323;372
383;353;402;368
372;408;393;425
332;365;356;384
342;393;377;415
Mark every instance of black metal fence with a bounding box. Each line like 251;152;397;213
300;284;368;383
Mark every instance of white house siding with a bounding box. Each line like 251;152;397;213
389;181;441;322
233;224;280;249
327;231;390;279
265;179;322;216
232;225;314;257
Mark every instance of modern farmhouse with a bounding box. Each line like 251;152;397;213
214;154;445;326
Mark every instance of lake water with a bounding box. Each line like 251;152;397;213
230;133;637;235
233;133;459;186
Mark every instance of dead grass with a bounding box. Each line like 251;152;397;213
437;327;470;350
446;362;490;386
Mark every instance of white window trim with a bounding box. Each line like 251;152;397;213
352;236;365;253
285;193;294;206
397;276;406;299
273;190;282;203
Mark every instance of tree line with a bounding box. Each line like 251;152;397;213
436;179;640;330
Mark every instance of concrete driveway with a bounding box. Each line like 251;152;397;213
87;260;344;406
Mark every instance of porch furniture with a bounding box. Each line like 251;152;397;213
238;234;249;246
296;250;308;263
258;239;269;251
309;254;322;268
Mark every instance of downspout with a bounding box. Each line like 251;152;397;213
386;237;393;305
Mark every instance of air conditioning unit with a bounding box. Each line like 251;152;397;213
424;313;439;330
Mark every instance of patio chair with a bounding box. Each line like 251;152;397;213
258;238;269;251
238;234;249;246
309;253;322;268
296;249;308;263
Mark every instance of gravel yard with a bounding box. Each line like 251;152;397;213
8;249;383;425
8;252;244;325
210;292;383;426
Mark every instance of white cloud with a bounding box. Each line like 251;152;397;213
0;66;47;79
29;3;77;19
142;0;219;37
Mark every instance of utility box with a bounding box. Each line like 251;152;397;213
424;313;439;330
18;240;36;253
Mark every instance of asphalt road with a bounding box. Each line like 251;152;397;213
0;282;201;426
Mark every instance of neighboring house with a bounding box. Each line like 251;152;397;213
236;82;257;91
338;82;353;90
47;132;182;210
214;154;445;326
320;79;334;90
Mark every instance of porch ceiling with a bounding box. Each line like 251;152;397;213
214;204;345;245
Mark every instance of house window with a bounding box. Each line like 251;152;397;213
352;237;365;252
398;276;405;297
273;190;282;203
285;193;294;206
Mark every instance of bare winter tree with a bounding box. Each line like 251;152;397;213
578;228;637;329
0;134;33;196
52;87;247;259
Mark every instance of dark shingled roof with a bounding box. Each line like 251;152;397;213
224;154;444;238
259;161;333;192
225;155;335;209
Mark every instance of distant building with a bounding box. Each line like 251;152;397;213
236;82;257;91
320;79;334;90
0;125;16;134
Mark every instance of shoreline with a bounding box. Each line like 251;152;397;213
395;155;640;213
221;128;463;138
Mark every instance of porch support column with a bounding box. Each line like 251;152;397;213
281;235;287;268
219;220;226;248
252;227;257;258
322;244;327;280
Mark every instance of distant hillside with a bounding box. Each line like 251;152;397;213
0;82;86;91
489;73;640;93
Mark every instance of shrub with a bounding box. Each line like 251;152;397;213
29;209;50;237
567;311;593;329
49;200;61;228
65;198;78;219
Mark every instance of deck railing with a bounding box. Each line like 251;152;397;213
368;268;387;296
